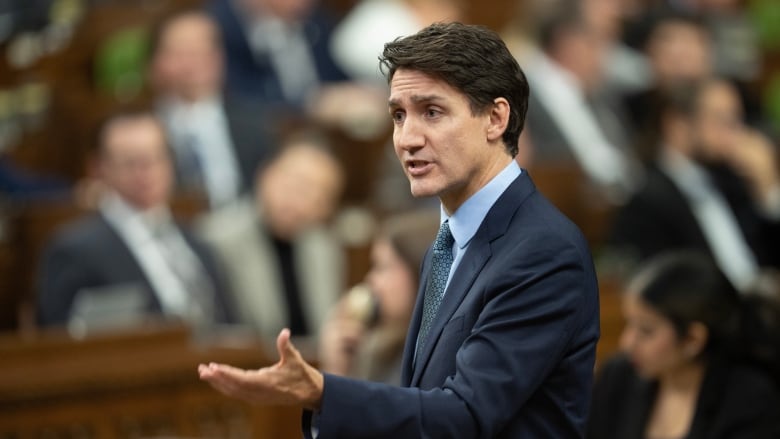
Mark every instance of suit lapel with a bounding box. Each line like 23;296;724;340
401;249;432;386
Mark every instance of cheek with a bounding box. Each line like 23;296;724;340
635;335;684;373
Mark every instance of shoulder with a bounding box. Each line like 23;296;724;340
499;172;592;265
700;362;780;436
47;215;112;253
716;362;779;405
627;166;682;207
592;354;652;417
595;355;642;389
196;199;257;244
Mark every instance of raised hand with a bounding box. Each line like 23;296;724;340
198;328;324;410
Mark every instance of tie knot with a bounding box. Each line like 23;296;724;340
433;220;454;253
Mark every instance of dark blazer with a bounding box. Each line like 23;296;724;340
608;164;780;269
36;214;234;327
303;171;600;438
207;0;348;106
587;355;780;439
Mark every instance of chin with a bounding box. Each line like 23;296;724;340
408;181;441;199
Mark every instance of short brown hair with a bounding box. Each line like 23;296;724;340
379;22;530;157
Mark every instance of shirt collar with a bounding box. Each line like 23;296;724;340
442;160;521;249
657;147;713;201
99;190;172;232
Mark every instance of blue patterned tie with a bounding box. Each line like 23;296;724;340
416;220;454;361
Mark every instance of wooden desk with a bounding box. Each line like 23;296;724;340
0;324;303;438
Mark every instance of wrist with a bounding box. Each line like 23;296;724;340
303;369;324;411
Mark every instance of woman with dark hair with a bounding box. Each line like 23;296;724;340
587;251;780;439
318;210;439;384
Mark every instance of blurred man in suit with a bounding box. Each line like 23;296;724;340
524;6;640;202
149;9;276;208
37;110;233;330
197;131;346;337
199;22;599;438
609;78;780;291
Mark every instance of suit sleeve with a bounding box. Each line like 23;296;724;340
36;235;91;327
306;237;596;439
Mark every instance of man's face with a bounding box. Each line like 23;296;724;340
648;22;712;87
99;117;173;210
389;69;507;213
150;14;223;101
258;145;343;239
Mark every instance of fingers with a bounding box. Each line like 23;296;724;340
198;363;265;403
276;328;301;365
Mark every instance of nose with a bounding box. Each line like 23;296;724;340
394;117;425;153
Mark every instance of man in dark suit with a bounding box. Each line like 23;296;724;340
199;22;600;438
149;9;276;208
37;110;233;329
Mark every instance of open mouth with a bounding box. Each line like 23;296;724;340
406;160;433;176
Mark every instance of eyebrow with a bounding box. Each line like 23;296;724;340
388;94;446;108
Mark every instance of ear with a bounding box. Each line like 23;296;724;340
486;97;510;143
683;321;709;359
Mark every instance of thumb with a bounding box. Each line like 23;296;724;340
276;328;299;365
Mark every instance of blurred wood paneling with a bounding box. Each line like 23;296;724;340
0;323;304;438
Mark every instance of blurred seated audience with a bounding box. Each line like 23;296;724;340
608;78;780;291
149;9;277;208
580;0;652;94
629;0;763;124
319;209;439;384
697;0;762;86
523;5;641;203
623;10;733;135
37;109;234;331
206;0;348;108
329;0;464;84
587;252;780;439
197;130;346;337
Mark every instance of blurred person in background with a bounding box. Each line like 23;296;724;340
523;5;641;202
329;0;464;85
37;109;234;330
319;209;439;384
149;9;277;209
624;11;714;134
587;251;780;439
197;130;346;338
579;0;652;94
609;78;780;292
206;0;348;108
695;0;762;86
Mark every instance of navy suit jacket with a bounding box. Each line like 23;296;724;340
304;171;600;438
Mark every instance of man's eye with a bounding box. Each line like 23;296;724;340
426;109;441;118
392;111;405;123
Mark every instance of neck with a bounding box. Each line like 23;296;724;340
658;360;706;394
440;152;512;215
